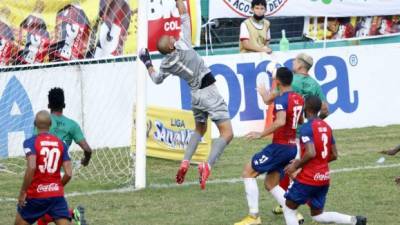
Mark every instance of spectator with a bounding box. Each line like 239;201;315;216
239;0;272;54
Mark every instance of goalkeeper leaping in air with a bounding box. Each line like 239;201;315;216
139;0;233;190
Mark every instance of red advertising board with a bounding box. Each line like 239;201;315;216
147;0;193;51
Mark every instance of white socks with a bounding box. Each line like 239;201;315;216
270;185;286;206
244;178;259;215
283;207;300;225
243;182;356;225
284;209;355;225
267;182;355;225
313;212;356;224
270;185;301;225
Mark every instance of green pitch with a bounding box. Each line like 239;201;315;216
1;125;400;225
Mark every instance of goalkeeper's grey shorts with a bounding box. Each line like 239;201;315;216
191;84;230;124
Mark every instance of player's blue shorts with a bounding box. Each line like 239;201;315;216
17;196;70;224
285;180;330;210
251;143;297;176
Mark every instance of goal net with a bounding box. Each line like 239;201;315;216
0;0;140;188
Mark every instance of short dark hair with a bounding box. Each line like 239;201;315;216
305;96;322;115
276;67;293;86
251;0;266;8
48;87;65;111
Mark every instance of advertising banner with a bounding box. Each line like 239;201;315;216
147;0;201;51
145;106;211;162
2;43;400;157
209;0;400;19
0;0;201;65
0;0;137;64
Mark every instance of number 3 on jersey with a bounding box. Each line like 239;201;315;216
38;147;61;174
292;105;303;129
321;133;328;159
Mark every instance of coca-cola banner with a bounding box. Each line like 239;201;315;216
0;0;139;66
147;0;201;52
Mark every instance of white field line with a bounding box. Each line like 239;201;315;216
1;163;399;203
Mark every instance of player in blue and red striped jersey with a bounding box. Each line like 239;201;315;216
283;96;367;225
14;111;72;225
235;67;304;225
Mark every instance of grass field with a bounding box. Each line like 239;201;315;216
1;125;400;225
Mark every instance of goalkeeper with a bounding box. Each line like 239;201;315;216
139;0;233;190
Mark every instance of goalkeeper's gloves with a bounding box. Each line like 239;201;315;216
139;48;153;69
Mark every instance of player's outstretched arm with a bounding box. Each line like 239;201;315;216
176;0;187;15
256;84;278;105
245;111;286;139
77;140;92;166
18;155;36;207
138;48;168;84
175;0;192;46
139;48;153;69
176;0;186;15
61;161;72;186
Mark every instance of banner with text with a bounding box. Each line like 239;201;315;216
0;0;201;65
148;43;400;138
2;43;400;157
209;0;400;20
0;0;138;65
143;106;211;162
148;0;202;51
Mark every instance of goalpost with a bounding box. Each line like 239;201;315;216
134;0;148;189
0;0;148;190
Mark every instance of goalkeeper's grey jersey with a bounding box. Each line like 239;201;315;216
151;14;211;90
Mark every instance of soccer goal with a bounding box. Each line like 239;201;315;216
0;0;148;189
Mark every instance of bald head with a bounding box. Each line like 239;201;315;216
157;35;175;55
35;110;52;131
